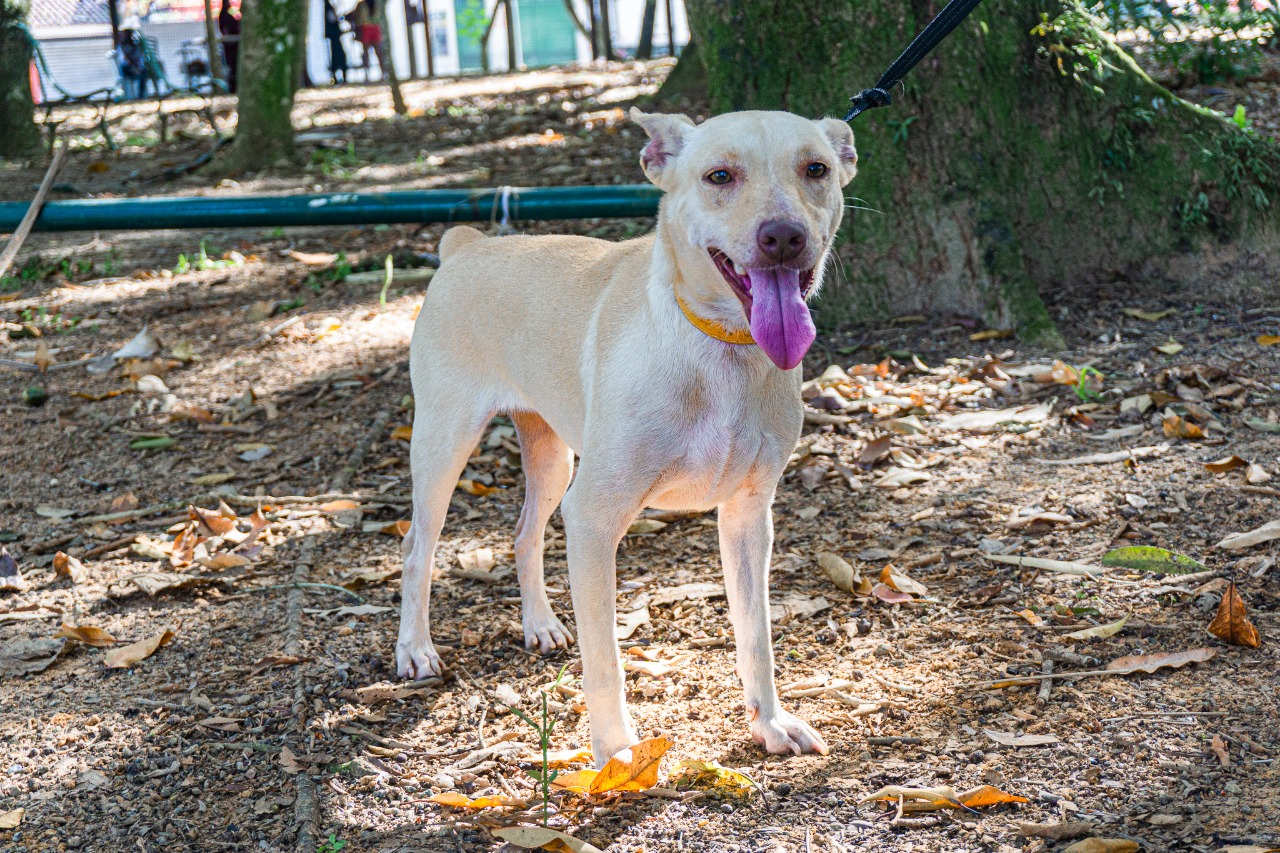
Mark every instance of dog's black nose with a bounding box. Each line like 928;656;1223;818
756;220;807;263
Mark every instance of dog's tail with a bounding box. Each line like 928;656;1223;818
438;226;486;262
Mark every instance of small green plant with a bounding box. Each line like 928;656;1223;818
306;251;352;293
885;115;917;146
316;834;347;853
308;142;365;178
174;240;243;275
508;665;570;827
1232;105;1251;131
1074;365;1105;402
19;306;81;334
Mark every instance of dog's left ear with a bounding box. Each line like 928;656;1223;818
631;107;695;188
815;118;858;186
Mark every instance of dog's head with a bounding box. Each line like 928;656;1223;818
631;108;856;370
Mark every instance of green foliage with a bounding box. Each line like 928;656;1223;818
305;251;351;292
507;665;571;827
316;834;347;853
1092;0;1279;84
1073;365;1105;401
19;306;81;333
455;0;490;48
307;142;366;179
174;240;244;275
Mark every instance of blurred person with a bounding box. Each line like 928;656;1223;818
347;0;387;80
218;0;241;92
324;0;349;84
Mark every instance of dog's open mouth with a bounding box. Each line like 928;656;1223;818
708;248;817;370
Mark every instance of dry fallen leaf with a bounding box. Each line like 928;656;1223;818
126;571;219;596
0;547;26;592
1208;581;1261;648
103;629;175;669
984;729;1060;747
457;479;498;497
519;746;593;768
1063;614;1129;641
1162;415;1204;440
1217;520;1280;551
872;583;914;604
1204;455;1249;474
0;637;68;676
1153;340;1184;356
1123;307;1175;321
52;551;89;584
0;808;24;829
457;547;496;572
1246;463;1272;484
818;551;858;593
673;760;756;799
56;623;116;647
491;826;603;853
1210;734;1231;767
1016;821;1094;840
627;518;668;535
391;425;413;441
1106;647;1215;675
279;745;304;775
1257;334;1280;346
1061;841;1139;853
426;791;522;809
588;736;673;794
880;563;928;596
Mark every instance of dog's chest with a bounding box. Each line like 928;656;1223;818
645;379;791;511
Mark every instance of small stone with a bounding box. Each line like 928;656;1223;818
968;750;985;763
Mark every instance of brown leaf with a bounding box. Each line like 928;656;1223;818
1217;520;1280;551
0;808;24;829
871;583;914;604
588;736;672;794
0;637;68;676
1209;734;1231;767
1061;841;1139;853
984;729;1060;747
1204;455;1248;474
126;571;218;596
456;479;498;497
56;623;116;647
190;505;237;536
1063;614;1129;642
279;745;304;775
1162;415;1204;440
341;683;432;704
1105;647;1215;675
1016;821;1094;840
390;425;413;441
103;629;175;668
53;551;88;584
491;826;603;852
1208;581;1261;648
880;563;928;596
859;435;892;467
34;340;54;371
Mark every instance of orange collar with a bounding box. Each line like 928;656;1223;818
676;295;755;345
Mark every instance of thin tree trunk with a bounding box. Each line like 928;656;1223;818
222;0;309;170
202;0;224;85
422;3;435;77
686;0;1280;344
0;0;41;158
561;0;590;40
598;0;614;60
503;0;517;70
375;0;407;114
636;0;657;60
402;0;419;78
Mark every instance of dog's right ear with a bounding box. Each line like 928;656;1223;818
630;108;695;188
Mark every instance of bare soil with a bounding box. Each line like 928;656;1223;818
1;63;1279;853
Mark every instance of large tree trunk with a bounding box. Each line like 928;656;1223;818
223;0;308;170
0;1;41;158
686;0;1280;344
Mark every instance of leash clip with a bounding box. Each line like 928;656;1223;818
844;87;893;122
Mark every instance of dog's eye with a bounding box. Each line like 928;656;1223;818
806;162;829;179
705;169;733;186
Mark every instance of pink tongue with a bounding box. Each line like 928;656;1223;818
747;267;815;370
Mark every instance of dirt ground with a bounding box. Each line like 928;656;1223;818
2;63;1279;853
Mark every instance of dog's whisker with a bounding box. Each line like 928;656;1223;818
844;204;883;214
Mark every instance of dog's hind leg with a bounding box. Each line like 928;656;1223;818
396;384;493;679
512;411;576;653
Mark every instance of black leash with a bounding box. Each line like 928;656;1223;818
845;0;986;122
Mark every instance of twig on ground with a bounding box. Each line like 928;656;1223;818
84;535;137;560
0;144;66;280
328;410;393;493
1036;661;1054;707
287;534;320;853
76;493;218;524
224;582;365;603
251;314;305;347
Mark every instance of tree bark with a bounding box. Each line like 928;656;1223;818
636;0;657;60
685;0;1280;344
223;0;309;170
375;0;408;114
0;1;41;158
651;36;703;105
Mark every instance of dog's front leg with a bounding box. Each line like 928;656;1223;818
560;478;639;767
719;487;829;756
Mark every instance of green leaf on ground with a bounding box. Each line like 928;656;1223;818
1100;546;1204;574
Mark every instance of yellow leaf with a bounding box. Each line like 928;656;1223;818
1208;580;1261;648
588;736;673;794
1257;335;1280;346
425;792;520;809
551;769;600;793
1162;415;1204;440
56;623;116;647
673;760;756;798
391;425;413;441
521;746;593;768
1016;608;1045;627
380;520;411;536
103;629;176;669
456;479;498;497
1204;455;1248;474
1061;841;1140;853
1063;614;1129;642
958;784;1031;808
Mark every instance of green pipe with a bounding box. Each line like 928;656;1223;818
0;185;663;233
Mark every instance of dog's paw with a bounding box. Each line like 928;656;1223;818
523;610;575;654
750;710;828;757
396;639;444;679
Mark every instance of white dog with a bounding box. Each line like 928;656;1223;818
397;107;857;765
